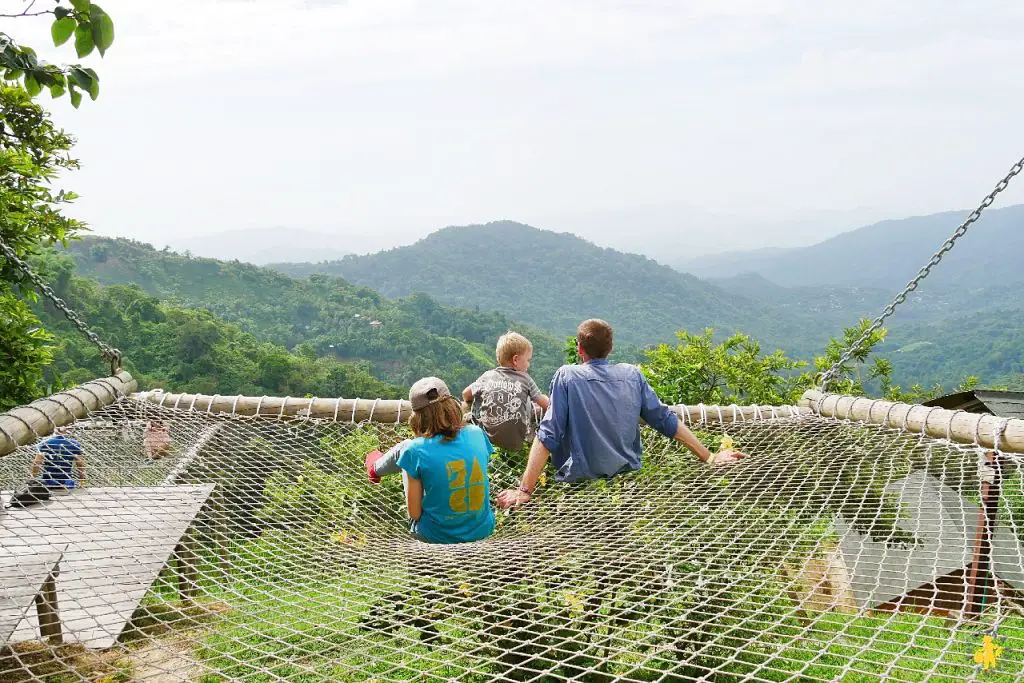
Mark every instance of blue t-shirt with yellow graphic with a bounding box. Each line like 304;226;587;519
397;425;495;544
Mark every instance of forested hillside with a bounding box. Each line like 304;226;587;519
63;238;566;393
28;252;402;399
271;221;833;355
677;204;1024;290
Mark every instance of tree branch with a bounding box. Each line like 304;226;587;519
0;0;50;18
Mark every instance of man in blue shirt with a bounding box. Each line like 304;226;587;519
32;433;85;489
497;319;743;509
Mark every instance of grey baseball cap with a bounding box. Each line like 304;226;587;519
409;376;452;410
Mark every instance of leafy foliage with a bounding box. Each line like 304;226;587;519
0;85;82;407
641;329;805;406
1;0;112;107
28;252;403;398
61;237;565;393
638;320;979;408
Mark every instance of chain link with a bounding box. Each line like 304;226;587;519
820;155;1024;391
0;233;123;373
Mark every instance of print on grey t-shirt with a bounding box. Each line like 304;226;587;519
470;367;542;450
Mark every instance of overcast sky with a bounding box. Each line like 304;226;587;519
15;0;1024;259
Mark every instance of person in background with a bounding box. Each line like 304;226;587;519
462;331;549;451
144;420;172;460
32;431;85;489
497;319;745;509
365;377;496;544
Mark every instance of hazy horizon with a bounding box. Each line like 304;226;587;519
15;1;1024;261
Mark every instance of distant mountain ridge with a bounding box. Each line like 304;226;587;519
168;227;350;265
270;221;837;356
675;204;1024;290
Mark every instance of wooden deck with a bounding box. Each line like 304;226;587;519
0;549;64;645
0;485;214;649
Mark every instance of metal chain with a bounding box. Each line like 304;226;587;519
0;233;123;373
820;154;1024;391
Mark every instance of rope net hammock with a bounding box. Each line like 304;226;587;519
0;383;1023;682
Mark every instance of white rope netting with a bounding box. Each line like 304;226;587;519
0;396;1022;682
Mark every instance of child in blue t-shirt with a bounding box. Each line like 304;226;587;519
365;377;495;544
32;433;85;489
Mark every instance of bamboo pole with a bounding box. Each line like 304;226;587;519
800;390;1024;454
130;389;811;425
0;372;137;457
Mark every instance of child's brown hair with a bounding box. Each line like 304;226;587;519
410;396;464;441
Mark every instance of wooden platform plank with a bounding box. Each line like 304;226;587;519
0;485;214;649
0;550;64;645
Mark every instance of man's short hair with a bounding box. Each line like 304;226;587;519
496;331;533;366
577;319;613;359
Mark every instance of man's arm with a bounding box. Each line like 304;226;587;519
639;373;744;465
496;370;566;508
533;394;550;411
496;437;550;509
461;386;474;402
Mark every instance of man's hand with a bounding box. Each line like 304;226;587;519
708;449;746;466
496;489;531;509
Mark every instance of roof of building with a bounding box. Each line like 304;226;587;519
922;389;1024;418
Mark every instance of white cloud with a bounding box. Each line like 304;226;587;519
9;0;1024;254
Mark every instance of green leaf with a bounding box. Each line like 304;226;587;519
74;24;94;58
5;68;24;80
70;0;90;11
23;72;42;97
89;5;114;56
68;66;92;90
68;86;82;108
52;17;77;47
49;82;66;99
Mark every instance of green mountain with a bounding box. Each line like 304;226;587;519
64;237;566;393
676;204;1024;291
270;221;832;356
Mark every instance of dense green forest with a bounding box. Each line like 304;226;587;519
27;252;403;400
61;237;571;394
269;221;839;356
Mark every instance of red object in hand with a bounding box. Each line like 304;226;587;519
365;450;384;484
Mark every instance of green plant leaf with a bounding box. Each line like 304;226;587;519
68;84;82;108
70;0;90;11
51;17;77;46
68;66;92;90
89;5;115;55
49;82;66;99
74;24;94;58
23;72;42;96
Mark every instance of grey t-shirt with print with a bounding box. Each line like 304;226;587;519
470;367;543;451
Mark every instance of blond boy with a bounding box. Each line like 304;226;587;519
461;331;550;451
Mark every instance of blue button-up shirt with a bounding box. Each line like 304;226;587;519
536;359;679;482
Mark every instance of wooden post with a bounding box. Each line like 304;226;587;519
965;450;1003;618
35;564;62;644
176;538;199;605
0;372;137;457
800;390;1024;455
132;390;810;426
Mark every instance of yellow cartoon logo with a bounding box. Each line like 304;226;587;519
974;634;1003;671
